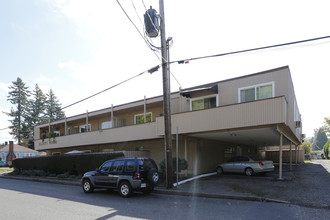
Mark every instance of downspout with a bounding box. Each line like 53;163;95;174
279;133;283;180
289;142;292;171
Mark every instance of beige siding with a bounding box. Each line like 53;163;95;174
217;68;289;106
157;96;287;135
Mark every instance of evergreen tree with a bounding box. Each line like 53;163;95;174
28;84;47;124
25;84;47;148
323;117;330;136
312;127;328;151
6;77;30;145
45;89;65;122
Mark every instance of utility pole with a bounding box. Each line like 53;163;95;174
159;0;173;189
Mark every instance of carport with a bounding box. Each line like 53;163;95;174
187;124;301;179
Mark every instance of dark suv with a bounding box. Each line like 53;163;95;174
81;158;159;197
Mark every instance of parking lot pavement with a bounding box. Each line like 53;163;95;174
156;167;293;203
159;162;329;208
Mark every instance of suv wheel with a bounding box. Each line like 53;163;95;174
148;169;159;186
119;181;132;197
82;179;94;193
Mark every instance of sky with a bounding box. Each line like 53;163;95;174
1;0;330;144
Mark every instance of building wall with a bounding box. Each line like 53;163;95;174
217;67;290;106
265;149;304;163
34;66;302;175
0;151;38;164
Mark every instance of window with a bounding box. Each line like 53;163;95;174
239;82;274;103
79;124;91;133
1;152;6;161
100;161;112;172
110;160;125;172
24;153;34;157
101;121;112;129
125;160;136;172
190;95;217;111
134;112;152;124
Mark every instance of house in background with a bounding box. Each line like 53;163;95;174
0;142;38;165
34;66;304;177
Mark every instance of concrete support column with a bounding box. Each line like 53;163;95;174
295;144;298;165
289;142;292;171
184;136;188;176
279;133;283;180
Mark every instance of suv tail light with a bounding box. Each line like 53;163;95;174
134;172;141;180
259;162;264;166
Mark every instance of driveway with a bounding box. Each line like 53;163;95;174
172;160;330;208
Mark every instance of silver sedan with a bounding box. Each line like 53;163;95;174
216;156;275;176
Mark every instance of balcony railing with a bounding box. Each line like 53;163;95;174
36;96;288;150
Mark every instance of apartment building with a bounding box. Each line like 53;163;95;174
34;66;303;175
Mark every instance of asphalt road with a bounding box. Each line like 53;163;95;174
0;178;328;220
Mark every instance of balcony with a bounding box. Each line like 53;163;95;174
35;96;289;150
35;122;159;151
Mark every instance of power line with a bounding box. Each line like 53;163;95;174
61;65;160;110
62;35;330;110
115;0;156;52
174;35;330;65
117;0;181;87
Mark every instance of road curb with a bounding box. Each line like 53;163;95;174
154;188;290;204
0;174;81;186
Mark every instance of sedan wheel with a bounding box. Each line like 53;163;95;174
245;168;254;176
216;167;223;175
119;181;132;197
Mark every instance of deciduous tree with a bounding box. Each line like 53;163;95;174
300;140;312;154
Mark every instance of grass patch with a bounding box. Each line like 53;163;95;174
0;167;14;173
304;160;311;163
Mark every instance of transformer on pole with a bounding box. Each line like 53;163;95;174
144;7;159;38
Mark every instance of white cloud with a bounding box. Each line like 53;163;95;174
0;82;9;91
36;75;51;83
58;61;80;70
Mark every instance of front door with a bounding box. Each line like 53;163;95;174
93;161;112;187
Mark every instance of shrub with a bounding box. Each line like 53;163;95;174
57;172;70;179
159;157;188;173
12;152;124;176
323;141;330;159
